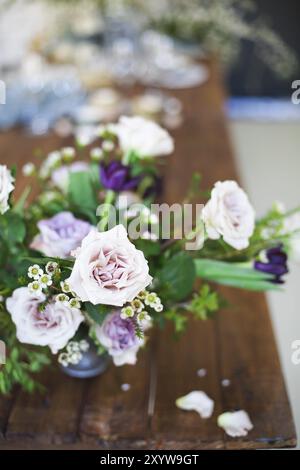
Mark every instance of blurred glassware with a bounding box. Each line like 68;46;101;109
0;56;85;134
137;31;209;89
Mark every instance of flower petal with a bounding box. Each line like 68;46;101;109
176;391;214;419
217;410;253;437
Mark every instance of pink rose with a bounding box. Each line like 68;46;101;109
68;225;152;306
6;287;84;354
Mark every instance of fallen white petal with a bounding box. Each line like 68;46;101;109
197;368;207;378
221;379;231;387
176;391;214;419
121;383;131;392
217;410;253;437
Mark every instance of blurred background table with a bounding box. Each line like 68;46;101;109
0;61;296;450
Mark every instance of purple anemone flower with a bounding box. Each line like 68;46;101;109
100;161;140;192
254;245;288;284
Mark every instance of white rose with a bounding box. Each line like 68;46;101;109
6;287;84;354
68;225;152;306
0;165;14;214
111;115;174;158
202;180;255;250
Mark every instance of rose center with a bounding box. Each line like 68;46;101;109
32;305;59;330
92;252;129;289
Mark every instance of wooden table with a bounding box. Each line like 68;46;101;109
0;61;296;449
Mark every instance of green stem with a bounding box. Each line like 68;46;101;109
122;151;132;166
13;186;31;213
98;190;115;232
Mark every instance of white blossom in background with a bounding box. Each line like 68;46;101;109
176;391;214;419
22;162;35;176
217;410;253;437
111;116;174;158
61;147;75;162
39;151;62;179
90;147;104;162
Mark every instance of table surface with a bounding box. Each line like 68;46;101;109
0;61;297;450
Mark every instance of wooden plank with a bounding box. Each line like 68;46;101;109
151;321;225;449
0;393;17;439
0;130;65;199
216;288;297;449
150;66;227;449
79;347;152;449
5;368;86;444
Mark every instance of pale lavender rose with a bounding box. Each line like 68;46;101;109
30;211;93;258
95;311;143;366
68;225;152;306
51;161;89;193
6;287;84;354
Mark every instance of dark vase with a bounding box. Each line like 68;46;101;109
60;337;110;379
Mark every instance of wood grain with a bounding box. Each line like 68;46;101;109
216;288;297;449
5;368;86;444
0;60;296;449
79;348;152;448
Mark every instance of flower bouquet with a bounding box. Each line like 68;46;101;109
0;115;299;393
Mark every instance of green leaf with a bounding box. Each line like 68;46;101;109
195;259;273;280
165;308;188;334
68;171;97;221
187;284;220;320
208;277;281;291
84;302;111;324
158;252;196;301
0;212;26;245
134;239;161;257
194;259;280;291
